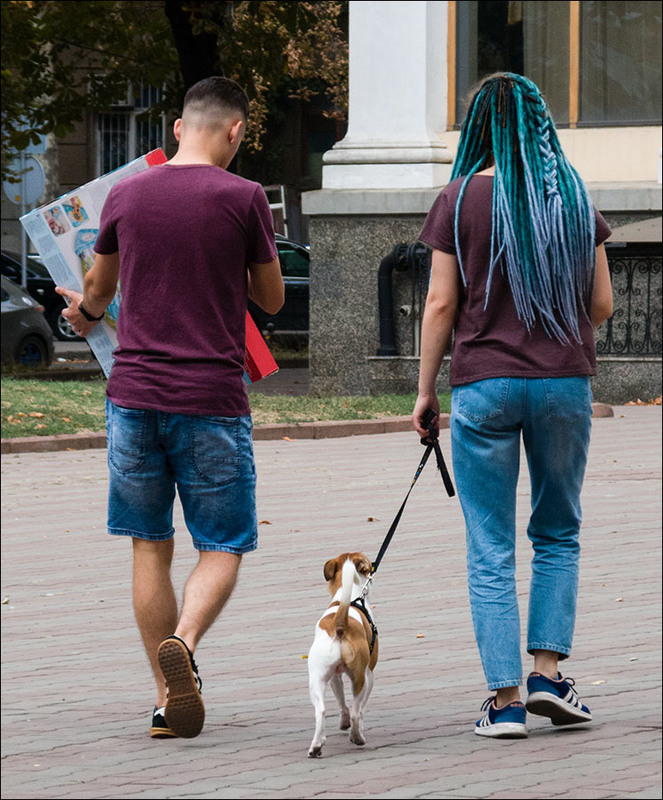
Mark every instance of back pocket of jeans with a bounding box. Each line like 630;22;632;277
455;378;510;422
188;415;241;487
107;403;148;474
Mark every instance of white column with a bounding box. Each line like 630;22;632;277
322;0;452;190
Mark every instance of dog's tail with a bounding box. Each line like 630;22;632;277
333;558;356;640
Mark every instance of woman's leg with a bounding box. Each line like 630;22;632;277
522;378;592;663
451;378;525;693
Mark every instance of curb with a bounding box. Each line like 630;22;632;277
1;404;614;455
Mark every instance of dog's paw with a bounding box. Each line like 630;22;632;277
308;746;323;758
350;732;366;746
339;711;351;730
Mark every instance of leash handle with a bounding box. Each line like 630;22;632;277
420;409;455;498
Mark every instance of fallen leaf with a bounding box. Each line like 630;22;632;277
591;680;606;685
366;516;378;522
259;520;272;525
615;597;623;602
63;417;71;422
28;412;44;418
282;436;293;441
35;424;47;429
17;412;26;417
1;597;9;604
301;654;308;659
416;633;425;639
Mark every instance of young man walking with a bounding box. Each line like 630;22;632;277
57;77;284;739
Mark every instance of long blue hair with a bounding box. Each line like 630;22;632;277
451;73;596;343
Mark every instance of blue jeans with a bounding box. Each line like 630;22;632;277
450;377;592;690
106;399;257;553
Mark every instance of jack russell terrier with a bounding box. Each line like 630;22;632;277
307;552;379;758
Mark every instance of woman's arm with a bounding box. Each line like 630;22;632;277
592;244;613;327
412;248;459;438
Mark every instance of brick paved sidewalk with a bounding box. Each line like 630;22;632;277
1;406;661;799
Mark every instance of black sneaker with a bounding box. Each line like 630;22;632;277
157;634;205;738
150;705;177;739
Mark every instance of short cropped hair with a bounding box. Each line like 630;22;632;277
182;76;250;123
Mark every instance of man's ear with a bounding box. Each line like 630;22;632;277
229;118;245;145
173;118;183;142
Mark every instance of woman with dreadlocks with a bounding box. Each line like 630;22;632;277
413;73;613;739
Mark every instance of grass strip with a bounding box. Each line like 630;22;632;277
1;377;449;439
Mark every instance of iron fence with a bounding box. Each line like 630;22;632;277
597;243;662;356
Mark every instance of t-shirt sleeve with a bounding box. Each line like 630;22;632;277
595;208;612;246
419;187;457;255
94;188;119;255
247;185;278;264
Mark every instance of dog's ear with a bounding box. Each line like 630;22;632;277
323;558;338;582
353;554;372;577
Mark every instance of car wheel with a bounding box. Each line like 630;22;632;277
49;307;82;341
15;335;50;368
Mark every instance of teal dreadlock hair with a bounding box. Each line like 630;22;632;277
451;73;596;343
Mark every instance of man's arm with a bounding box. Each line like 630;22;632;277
55;252;120;337
247;257;285;315
412;248;459;438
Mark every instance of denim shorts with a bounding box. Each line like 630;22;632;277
106;399;257;553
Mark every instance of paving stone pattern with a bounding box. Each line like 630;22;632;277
1;406;661;799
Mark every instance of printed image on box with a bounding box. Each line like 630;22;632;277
20;148;278;383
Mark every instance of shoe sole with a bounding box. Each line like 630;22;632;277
158;639;205;738
475;722;528;739
526;692;592;726
150;726;178;739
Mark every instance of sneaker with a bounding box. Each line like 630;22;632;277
475;697;528;738
149;705;177;739
157;634;205;738
526;672;592;725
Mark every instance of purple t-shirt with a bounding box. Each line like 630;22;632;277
419;175;612;386
95;163;277;416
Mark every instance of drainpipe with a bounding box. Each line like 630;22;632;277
376;243;409;355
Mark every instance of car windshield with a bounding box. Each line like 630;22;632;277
4;251;51;280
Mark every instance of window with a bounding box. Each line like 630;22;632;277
579;1;662;125
452;1;662;128
97;84;165;174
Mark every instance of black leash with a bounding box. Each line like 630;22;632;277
371;410;455;575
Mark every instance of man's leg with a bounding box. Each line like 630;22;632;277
132;537;178;708
174;551;242;652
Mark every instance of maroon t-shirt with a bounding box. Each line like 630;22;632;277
419;175;612;386
95;163;277;416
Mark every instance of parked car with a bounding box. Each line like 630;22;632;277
249;234;309;336
1;250;81;341
1;275;54;367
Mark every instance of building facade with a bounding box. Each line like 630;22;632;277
303;0;662;403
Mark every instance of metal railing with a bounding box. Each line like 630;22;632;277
597;243;662;356
386;241;662;359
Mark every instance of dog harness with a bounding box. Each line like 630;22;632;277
323;598;378;655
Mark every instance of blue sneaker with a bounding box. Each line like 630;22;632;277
475;698;528;738
526;672;592;726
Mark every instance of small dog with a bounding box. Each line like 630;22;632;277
307;552;379;758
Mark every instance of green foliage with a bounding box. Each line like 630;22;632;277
1;0;348;180
1;1;182;178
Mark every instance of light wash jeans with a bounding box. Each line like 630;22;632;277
450;377;592;690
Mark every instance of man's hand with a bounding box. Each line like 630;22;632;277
55;287;102;338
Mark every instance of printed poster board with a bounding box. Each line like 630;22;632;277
20;149;277;383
